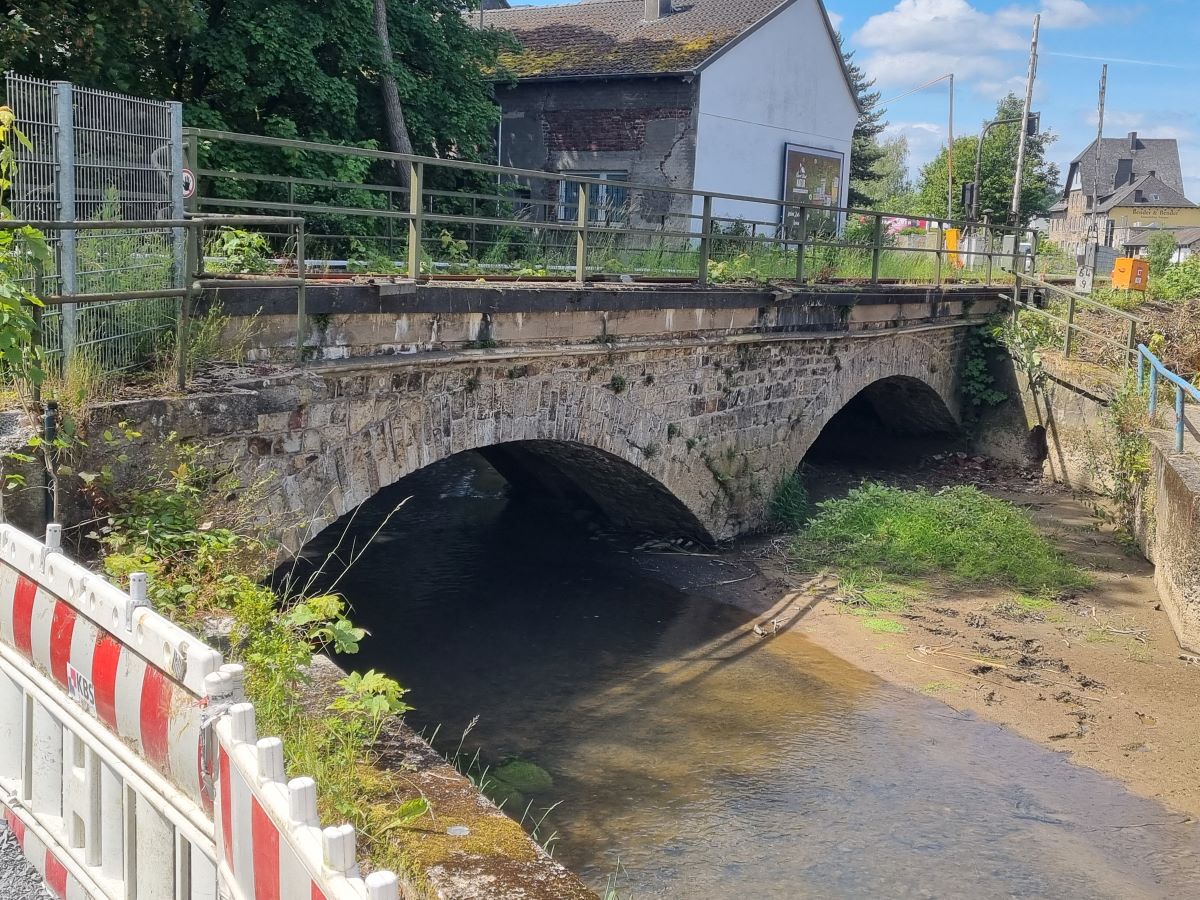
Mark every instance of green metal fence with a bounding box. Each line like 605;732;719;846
187;128;1038;288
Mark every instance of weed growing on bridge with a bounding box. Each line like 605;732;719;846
790;483;1088;594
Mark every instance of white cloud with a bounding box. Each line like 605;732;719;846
882;121;950;176
826;9;844;31
854;0;1103;89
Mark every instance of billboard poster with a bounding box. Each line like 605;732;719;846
781;144;844;239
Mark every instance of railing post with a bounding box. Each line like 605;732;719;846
1149;365;1159;417
1125;319;1137;370
168;102;186;318
1136;350;1145;392
407;161;424;280
1062;291;1076;357
184;128;199;214
52;81;78;365
177;222;198;391
934;224;944;287
870;213;883;283
698;195;712;286
31;259;44;405
983;218;993;286
296;222;308;365
574;183;588;285
1176;385;1185;452
794;206;809;284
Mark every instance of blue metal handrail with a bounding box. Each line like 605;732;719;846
1136;344;1200;451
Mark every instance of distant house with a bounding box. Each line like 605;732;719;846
1122;226;1200;262
480;0;859;233
1048;131;1200;253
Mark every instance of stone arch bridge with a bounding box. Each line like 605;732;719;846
94;282;1002;548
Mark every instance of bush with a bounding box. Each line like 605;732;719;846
769;470;809;529
1154;256;1200;302
790;483;1088;593
1147;231;1177;277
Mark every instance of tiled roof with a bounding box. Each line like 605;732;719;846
482;0;801;79
1125;226;1200;248
1065;135;1185;199
1097;173;1195;212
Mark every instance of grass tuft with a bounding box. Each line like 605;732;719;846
791;483;1088;594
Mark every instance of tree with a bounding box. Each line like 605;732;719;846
372;0;415;187
1147;231;1177;276
1;0;509;163
863;136;913;212
913;94;1060;226
839;34;886;209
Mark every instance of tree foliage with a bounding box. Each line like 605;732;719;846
914;94;1059;225
863;136;913;213
2;0;509;162
1147;231;1177;277
839;34;886;209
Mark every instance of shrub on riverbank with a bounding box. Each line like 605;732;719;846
790;483;1087;594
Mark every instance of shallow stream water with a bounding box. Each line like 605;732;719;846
298;453;1200;898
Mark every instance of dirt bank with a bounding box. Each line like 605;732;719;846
726;463;1200;818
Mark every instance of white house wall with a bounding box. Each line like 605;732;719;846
692;0;857;229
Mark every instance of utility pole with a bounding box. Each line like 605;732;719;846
1009;14;1040;227
1089;64;1108;243
947;73;955;222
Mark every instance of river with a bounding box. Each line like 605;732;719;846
296;451;1200;898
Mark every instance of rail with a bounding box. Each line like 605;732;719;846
1;214;309;386
186;127;1036;289
1137;344;1200;452
1008;271;1145;368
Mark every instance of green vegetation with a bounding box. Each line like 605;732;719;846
1147;232;1177;278
1153;256;1200;302
205;227;274;275
791;483;1087;594
862;617;906;634
768;470;809;530
94;440;432;876
1104;378;1152;515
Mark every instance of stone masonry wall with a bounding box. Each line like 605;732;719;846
91;325;969;551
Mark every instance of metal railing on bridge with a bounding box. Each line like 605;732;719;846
186;127;1040;289
1137;344;1200;452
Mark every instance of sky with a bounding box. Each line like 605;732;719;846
510;0;1200;198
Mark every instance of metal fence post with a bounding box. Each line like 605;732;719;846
31;260;45;404
1062;291;1076;357
870;213;883;283
407;161;424;279
184;128;199;214
1125;319;1137;370
177;223;198;391
168;102;186;300
574;183;588;285
934;224;944;287
794;206;809;283
52;82;78;364
1149;365;1159;417
1176;386;1185;451
296;222;308;364
698;195;713;286
983;218;993;286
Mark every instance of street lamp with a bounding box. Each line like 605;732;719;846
879;73;955;221
967;114;1039;222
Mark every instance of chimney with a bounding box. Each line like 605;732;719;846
1128;131;1138;151
644;0;671;19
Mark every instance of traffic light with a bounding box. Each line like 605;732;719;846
961;181;976;213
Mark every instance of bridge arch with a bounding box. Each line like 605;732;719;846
284;369;719;550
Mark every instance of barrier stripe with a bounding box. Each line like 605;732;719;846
91;632;121;730
139;666;172;771
3;804;24;845
48;601;75;687
12;575;36;656
251;797;281;900
220;747;233;875
313;885;328;900
44;849;68;897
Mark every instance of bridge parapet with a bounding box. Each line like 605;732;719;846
207;281;1004;363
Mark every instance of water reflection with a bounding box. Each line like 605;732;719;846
295;450;1200;898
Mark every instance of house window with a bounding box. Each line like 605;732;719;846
1104;219;1115;246
559;172;630;225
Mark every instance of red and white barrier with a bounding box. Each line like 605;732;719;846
0;523;399;900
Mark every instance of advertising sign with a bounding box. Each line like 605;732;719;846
782;144;844;239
